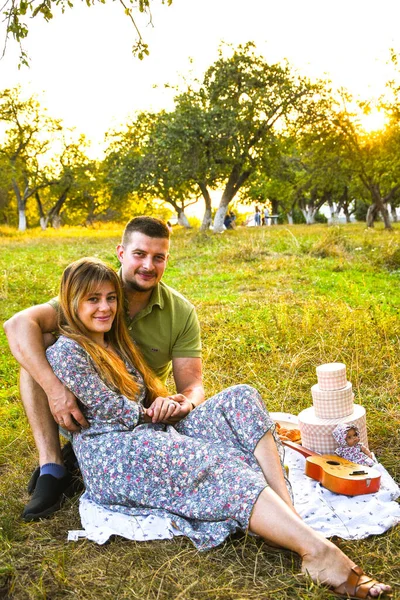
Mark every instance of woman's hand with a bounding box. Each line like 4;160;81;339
146;394;192;424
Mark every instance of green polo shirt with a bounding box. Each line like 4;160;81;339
48;281;201;384
124;281;201;382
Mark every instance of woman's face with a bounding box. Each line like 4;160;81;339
345;428;360;447
77;281;117;343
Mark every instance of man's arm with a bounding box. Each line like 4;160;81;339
172;356;205;408
147;357;205;423
3;304;88;431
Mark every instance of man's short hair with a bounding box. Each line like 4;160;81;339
122;216;170;246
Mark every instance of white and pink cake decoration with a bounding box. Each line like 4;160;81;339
298;362;368;455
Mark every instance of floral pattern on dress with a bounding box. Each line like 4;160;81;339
46;336;290;551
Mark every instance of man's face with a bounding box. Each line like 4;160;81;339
116;232;170;293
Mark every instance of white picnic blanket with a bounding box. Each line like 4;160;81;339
68;414;400;545
285;447;400;539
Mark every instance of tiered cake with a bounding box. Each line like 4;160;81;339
298;363;368;454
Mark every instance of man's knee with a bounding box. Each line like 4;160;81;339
43;333;56;349
19;368;48;405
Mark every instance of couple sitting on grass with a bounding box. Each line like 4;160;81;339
4;217;392;599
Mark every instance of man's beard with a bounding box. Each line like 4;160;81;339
124;277;156;293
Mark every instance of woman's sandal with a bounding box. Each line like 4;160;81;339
330;566;392;599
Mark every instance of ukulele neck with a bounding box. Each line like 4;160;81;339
282;440;321;458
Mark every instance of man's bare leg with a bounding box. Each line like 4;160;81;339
20;368;63;466
20;368;78;521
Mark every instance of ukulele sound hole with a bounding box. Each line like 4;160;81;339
326;460;341;466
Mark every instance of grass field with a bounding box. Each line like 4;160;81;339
0;222;399;599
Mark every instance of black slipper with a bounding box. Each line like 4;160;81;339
22;473;75;521
27;442;80;494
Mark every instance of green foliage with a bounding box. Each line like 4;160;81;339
328;95;400;228
314;211;328;224
2;0;172;66
0;89;146;229
291;207;306;224
4;46;400;232
354;199;370;222
105;111;199;224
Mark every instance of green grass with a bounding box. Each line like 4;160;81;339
0;222;399;599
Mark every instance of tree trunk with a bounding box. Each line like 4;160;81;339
366;204;378;227
368;185;392;230
299;189;323;225
270;198;279;215
342;194;353;224
52;214;62;228
328;201;339;224
391;204;398;223
48;188;70;229
213;165;252;232
198;182;212;231
213;202;230;232
380;205;392;229
300;206;316;225
35;192;48;230
343;206;352;223
213;178;237;232
200;207;212;231
11;180;27;231
287;211;294;225
18;210;27;231
177;209;191;228
162;196;191;228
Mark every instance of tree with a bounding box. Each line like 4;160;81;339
0;87;62;230
0;150;14;224
35;136;97;228
240;134;296;222
290;123;355;225
105;111;198;227
1;0;172;65
161;91;224;231
333;101;400;230
183;43;324;232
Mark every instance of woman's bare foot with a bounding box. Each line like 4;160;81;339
301;538;392;597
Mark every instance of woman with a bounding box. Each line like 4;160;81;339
46;257;391;599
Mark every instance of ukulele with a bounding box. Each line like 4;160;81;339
282;440;381;496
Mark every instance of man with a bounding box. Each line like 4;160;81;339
4;217;205;521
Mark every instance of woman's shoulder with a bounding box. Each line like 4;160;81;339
46;335;87;360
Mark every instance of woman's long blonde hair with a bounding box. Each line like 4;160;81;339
58;257;167;404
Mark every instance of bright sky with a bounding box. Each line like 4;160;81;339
1;0;400;157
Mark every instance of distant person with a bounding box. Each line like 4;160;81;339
4;217;204;521
254;206;261;226
224;213;233;229
263;206;270;226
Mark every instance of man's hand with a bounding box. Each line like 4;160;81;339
48;387;89;432
146;394;192;424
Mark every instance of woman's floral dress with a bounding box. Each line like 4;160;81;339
46;336;290;550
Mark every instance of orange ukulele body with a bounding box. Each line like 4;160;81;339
305;455;381;496
282;441;381;496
